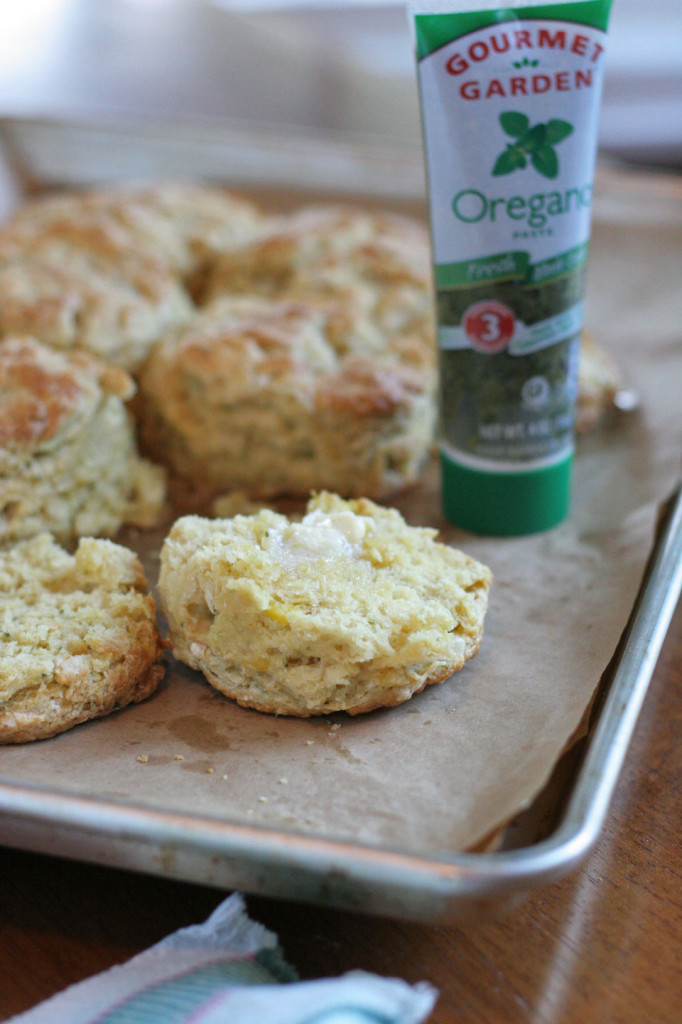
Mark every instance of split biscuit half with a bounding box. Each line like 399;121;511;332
0;335;166;545
158;492;491;717
0;534;164;743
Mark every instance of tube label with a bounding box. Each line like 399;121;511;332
414;2;612;468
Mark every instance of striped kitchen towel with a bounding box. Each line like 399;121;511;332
8;893;437;1024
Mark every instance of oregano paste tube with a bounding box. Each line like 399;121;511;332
409;0;614;534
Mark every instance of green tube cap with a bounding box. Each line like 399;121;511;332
440;449;573;536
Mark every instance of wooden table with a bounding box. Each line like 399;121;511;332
0;596;679;1023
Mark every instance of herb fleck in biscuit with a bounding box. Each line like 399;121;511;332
0;336;166;545
158;492;491;717
0;534;164;743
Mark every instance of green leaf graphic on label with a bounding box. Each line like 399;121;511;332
545;119;574;145
531;145;559;179
500;111;530;139
492;113;574;179
520;123;547;151
493;146;527;176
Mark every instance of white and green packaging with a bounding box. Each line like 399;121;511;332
410;0;614;534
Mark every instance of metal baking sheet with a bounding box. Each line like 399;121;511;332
0;123;680;922
0;486;679;925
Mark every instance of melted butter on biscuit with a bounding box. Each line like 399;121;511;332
262;508;372;566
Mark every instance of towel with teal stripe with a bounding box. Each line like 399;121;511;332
8;894;437;1024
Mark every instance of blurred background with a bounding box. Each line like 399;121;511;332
0;0;679;211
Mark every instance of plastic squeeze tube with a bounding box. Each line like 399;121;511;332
410;0;614;534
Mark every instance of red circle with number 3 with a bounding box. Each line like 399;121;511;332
463;300;515;353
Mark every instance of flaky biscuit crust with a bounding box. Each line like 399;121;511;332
0;336;165;544
137;294;436;500
0;184;263;370
5;183;263;276
0;534;164;743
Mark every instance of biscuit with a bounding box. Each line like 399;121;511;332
4;183;263;279
576;331;626;433
206;204;435;352
136;295;435;500
0;184;262;370
0;230;192;374
158;492;491;717
0;335;166;545
0;534;164;743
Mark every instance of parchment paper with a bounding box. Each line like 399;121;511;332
0;176;680;858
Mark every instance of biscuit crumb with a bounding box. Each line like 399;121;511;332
174;754;185;761
278;777;288;785
258;796;268;803
136;754;149;764
206;767;215;774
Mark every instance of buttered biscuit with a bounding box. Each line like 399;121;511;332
158;492;491;717
0;534;164;743
137;295;435;500
0;336;166;545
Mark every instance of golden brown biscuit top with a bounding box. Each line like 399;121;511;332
142;293;435;417
0;184;266;371
207;204;433;293
314;356;432;417
205;205;436;379
147;297;338;405
0;239;193;370
0;336;133;452
4;183;263;274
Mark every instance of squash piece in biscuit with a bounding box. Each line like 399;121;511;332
0;534;164;743
158;492;491;717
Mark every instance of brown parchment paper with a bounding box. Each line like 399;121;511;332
0;176;680;858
